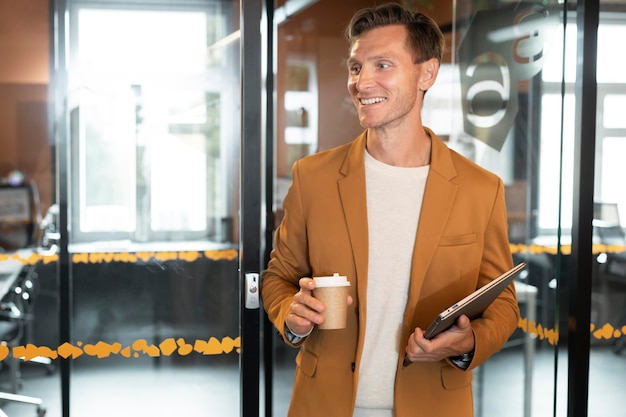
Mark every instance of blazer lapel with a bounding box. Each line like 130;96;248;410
337;132;369;299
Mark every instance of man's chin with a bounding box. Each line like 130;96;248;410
357;117;377;129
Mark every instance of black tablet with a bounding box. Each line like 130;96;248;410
423;262;527;339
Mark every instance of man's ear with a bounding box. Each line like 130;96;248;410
419;57;440;92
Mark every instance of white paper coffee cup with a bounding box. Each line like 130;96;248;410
313;273;350;330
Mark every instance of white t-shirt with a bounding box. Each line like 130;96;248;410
354;150;429;417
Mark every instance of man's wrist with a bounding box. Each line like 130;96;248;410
285;324;313;343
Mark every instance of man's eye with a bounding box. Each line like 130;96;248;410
350;66;360;74
378;63;389;69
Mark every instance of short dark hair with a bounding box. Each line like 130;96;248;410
345;2;445;65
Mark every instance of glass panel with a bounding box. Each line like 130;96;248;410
59;1;242;416
590;9;626;417
455;2;566;416
270;1;569;416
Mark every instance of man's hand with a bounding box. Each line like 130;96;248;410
285;277;353;336
404;314;475;364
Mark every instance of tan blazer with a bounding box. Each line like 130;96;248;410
262;128;520;417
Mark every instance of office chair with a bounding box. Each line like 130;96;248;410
0;173;47;416
0;274;46;417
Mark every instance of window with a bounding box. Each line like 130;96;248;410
539;18;626;232
68;4;240;244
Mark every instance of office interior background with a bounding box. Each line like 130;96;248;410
0;0;625;416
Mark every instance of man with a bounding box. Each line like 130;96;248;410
261;3;520;417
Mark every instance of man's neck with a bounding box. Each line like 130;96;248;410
365;127;432;167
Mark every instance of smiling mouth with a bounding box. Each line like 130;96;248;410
360;97;386;105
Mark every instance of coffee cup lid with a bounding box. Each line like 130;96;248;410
313;273;350;287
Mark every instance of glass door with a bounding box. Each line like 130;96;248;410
264;1;621;417
47;0;263;416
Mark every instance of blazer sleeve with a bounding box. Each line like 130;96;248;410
469;178;520;370
261;160;311;346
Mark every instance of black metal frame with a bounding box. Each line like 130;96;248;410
49;0;72;416
262;0;276;416
567;1;599;416
240;1;263;417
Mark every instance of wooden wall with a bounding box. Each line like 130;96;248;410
0;0;52;214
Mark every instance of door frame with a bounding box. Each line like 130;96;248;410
240;0;263;415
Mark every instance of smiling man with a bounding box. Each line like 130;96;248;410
261;3;520;417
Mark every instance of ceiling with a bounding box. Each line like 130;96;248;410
276;0;456;39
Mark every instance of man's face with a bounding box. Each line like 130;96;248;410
347;24;428;130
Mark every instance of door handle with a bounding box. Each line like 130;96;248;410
245;273;260;309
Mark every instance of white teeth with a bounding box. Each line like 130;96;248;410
360;97;386;105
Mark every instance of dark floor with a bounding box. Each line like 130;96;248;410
1;343;624;417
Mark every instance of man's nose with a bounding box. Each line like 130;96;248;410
355;68;374;90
